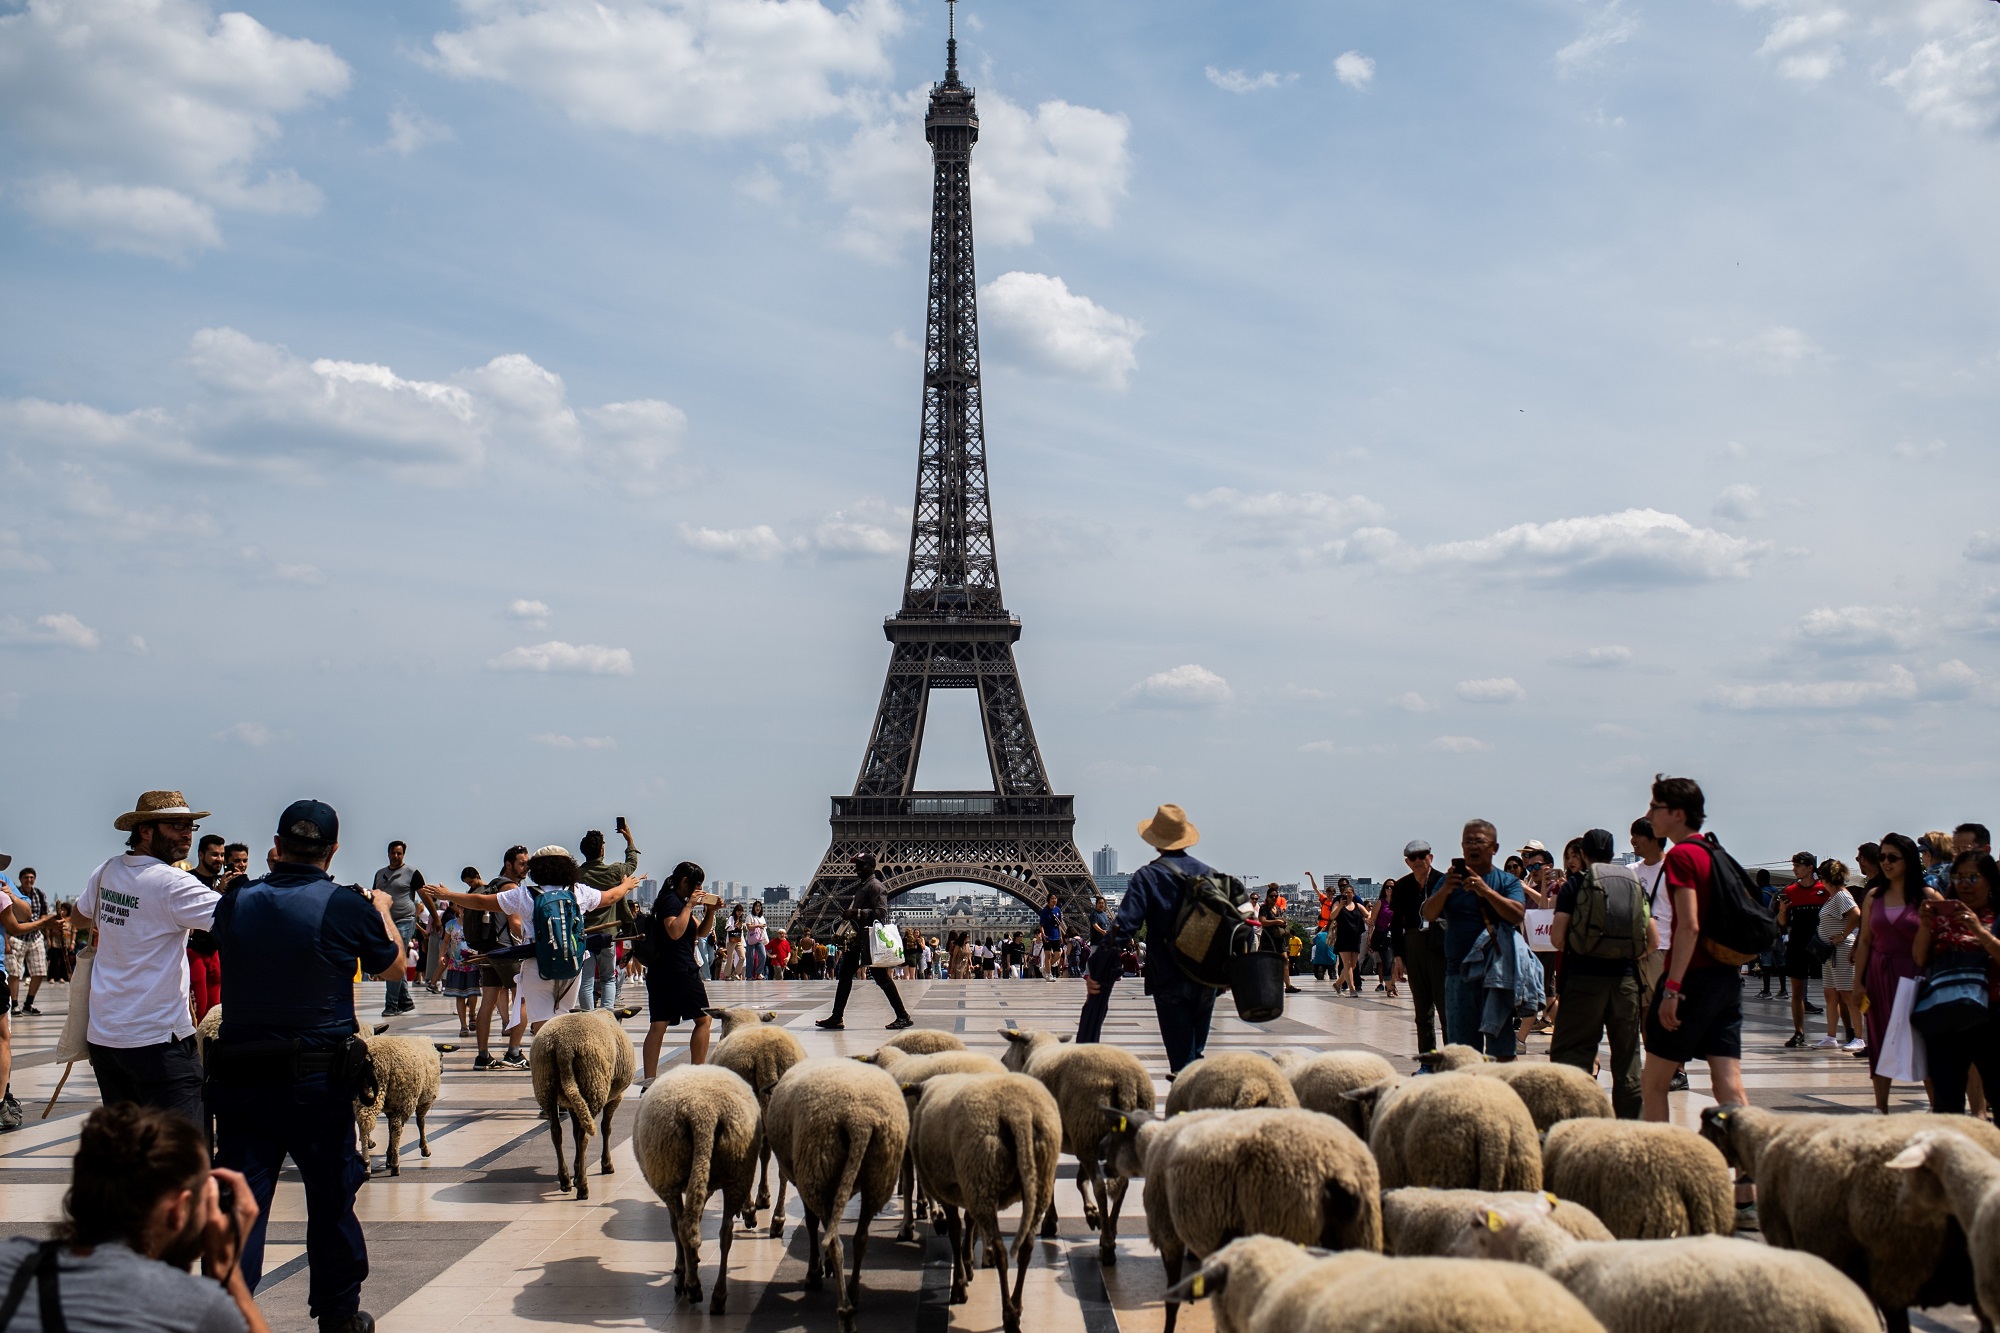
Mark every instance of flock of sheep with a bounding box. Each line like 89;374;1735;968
212;999;2000;1333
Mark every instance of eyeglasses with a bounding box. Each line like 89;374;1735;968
1881;853;1904;863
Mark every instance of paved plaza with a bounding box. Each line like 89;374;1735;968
0;974;1972;1332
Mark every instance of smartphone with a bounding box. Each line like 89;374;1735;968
1451;857;1468;873
615;815;628;834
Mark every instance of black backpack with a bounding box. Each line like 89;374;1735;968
1166;864;1253;989
629;912;663;968
1695;833;1781;966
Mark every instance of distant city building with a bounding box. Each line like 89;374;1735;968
764;885;793;902
1093;871;1130;898
1093;845;1119;878
634;878;659;912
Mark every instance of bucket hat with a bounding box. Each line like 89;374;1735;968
113;790;211;832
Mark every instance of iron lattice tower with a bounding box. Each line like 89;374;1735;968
793;23;1095;939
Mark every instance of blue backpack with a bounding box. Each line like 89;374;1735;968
531;887;585;981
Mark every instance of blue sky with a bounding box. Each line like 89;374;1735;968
4;0;2000;896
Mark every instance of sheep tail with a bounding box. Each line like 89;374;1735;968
683;1103;720;1223
827;1119;873;1238
1008;1108;1044;1249
558;1051;594;1139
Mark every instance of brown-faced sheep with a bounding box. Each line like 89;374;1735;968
633;1064;760;1315
1099;1105;1381;1333
528;1008;635;1200
1701;1104;2000;1333
1283;1050;1399;1138
354;1034;441;1178
763;1058;909;1332
1346;1072;1540;1192
997;1027;1156;1263
1380;1187;1613;1255
1889;1129;2000;1327
1471;1061;1613;1133
1456;1197;1878;1333
909;1072;1062;1331
704;1006;805;1228
1540;1118;1733;1239
1165;1233;1606;1333
1164;1051;1298;1115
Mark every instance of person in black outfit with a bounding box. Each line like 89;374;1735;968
814;853;912;1031
1330;883;1369;994
207;799;403;1333
641;861;716;1082
1387;840;1448;1053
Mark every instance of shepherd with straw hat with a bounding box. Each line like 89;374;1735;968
1076;805;1234;1071
64;790;224;1125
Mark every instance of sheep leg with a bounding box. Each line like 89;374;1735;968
755;1134;771;1210
710;1189;735;1315
824;1225;846;1320
417;1103;432;1158
1098;1174;1129;1267
897;1147;918;1243
944;1204;969;1305
571;1110;592;1201
548;1100;572;1193
598;1094;619;1175
681;1202;703;1307
1039;1189;1058;1239
768;1163;789;1240
1006;1203;1034;1333
1883;1309;1911;1333
1076;1155;1104;1230
668;1202;690;1300
802;1207;824;1288
840;1211;872;1330
386;1114;403;1178
1161;1240;1186;1333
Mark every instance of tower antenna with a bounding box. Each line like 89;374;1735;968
946;0;958;81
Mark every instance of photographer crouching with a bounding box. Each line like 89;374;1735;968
206;801;404;1333
0;1103;267;1331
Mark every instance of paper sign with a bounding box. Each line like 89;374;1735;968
1524;909;1556;952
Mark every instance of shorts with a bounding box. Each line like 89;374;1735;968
520;972;581;1026
647;967;709;1026
1783;944;1822;981
1644;965;1743;1064
5;933;45;978
478;957;521;990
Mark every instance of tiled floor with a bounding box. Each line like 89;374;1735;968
0;973;1974;1330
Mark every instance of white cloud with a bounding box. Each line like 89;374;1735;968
1410;509;1769;586
678;522;794;561
980;272;1142;389
216;721;272;747
1457;677;1526;703
1966;532;2000;562
1186;488;1387;562
1204;67;1296;95
1884;6;2000;134
677;502;903;562
1740;1;2000;136
1755;6;1849;83
1119;664;1232;710
384;104;455;156
1556;1;1638;73
1696;325;1825;374
1430;735;1491;753
1561;645;1634;669
0;612;101;650
0;0;349;257
1709;660;1980;712
808;510;902;557
488;641;634;675
0;531;51;573
533;732;616;749
1712;483;1767;522
1893;438;1947;462
821;88;1130;257
429;0;901;138
1790;604;1924;655
508;598;552;625
0;328;686;479
1333;51;1375;89
1395;691;1436;713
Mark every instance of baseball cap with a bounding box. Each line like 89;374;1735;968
276;799;339;844
1403;840;1431;858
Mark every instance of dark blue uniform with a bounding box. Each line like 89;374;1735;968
209;864;398;1324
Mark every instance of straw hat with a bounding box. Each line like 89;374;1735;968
1138;803;1199;851
113;790;211;832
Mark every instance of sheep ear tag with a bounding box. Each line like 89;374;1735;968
1114;1114;1129;1133
1190;1274;1205;1298
1485;1209;1504;1232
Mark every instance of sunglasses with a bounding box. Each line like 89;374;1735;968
1881;853;1904;863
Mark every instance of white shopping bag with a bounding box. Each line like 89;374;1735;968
1876;974;1930;1084
867;922;904;968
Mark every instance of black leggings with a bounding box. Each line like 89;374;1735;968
831;946;909;1021
1928;1007;2000;1115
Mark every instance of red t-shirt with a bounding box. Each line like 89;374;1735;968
1663;839;1723;970
1784;879;1829;908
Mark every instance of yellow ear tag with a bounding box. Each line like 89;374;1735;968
1486;1210;1504;1232
1116;1115;1128;1133
1191;1275;1205;1298
1543;1192;1558;1206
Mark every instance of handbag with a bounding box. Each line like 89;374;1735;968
1912;950;1990;1039
1876;974;1930;1084
53;863;108;1066
866;921;903;968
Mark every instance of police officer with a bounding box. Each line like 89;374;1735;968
207;800;403;1333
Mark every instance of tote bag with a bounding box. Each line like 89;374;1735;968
53;862;108;1065
1913;950;1990;1039
866;921;904;968
1876;973;1930;1084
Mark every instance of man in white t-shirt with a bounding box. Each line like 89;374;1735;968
1629;815;1685;1093
71;790;223;1124
423;845;637;1033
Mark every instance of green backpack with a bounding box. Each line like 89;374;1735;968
1568;862;1652;961
1166;866;1253;989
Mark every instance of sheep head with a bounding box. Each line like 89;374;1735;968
996;1027;1064;1071
1698;1104;1755;1171
1339;1077;1401;1137
703;1006;772;1039
1097;1103;1155;1179
1164;1236;1325;1333
1449;1197;1566;1267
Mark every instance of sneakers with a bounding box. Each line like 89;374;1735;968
885;1017;915;1030
494;1052;528;1071
0;1092;23;1132
1668;1069;1689;1092
1783;1031;1807;1048
1812;1035;1840;1049
813;1017;845;1031
473;1053;495;1071
1844;1038;1868;1053
19;1004;40;1016
319;1311;375;1333
1803;1001;1824;1015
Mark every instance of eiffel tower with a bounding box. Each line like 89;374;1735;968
792;16;1095;940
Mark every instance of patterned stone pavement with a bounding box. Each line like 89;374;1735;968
0;972;1976;1331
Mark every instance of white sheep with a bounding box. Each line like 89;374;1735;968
909;1072;1062;1331
1164;1050;1298;1115
1282;1050;1398;1138
353;1034;441;1178
1455;1196;1879;1333
1099;1105;1381;1333
1417;1043;1491;1072
997;1027;1156;1264
1165;1233;1605;1333
764;1057;910;1332
1701;1105;2000;1333
528;1008;635;1200
1888;1129;2000;1327
878;1027;966;1056
633;1064;761;1315
703;1006;805;1229
1541;1118;1734;1239
873;1046;1008;1241
1380;1187;1613;1255
1345;1072;1540;1192
1471;1061;1613;1133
